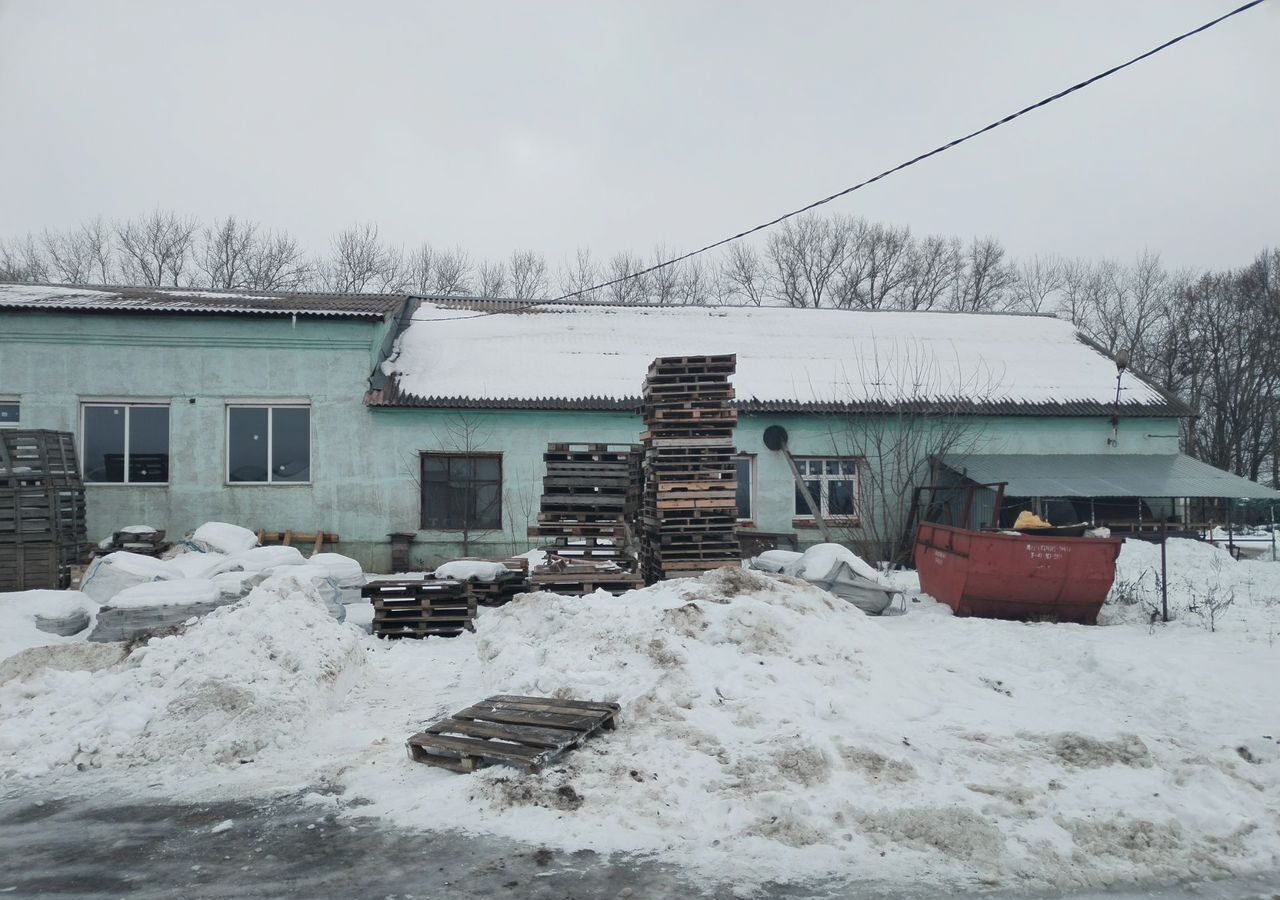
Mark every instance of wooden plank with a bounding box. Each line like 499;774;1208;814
488;694;620;715
468;697;619;722
406;732;546;766
454;704;605;731
426;717;588;748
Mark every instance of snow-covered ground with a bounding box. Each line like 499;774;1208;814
0;538;1277;894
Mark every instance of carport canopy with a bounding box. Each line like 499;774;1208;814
940;453;1280;499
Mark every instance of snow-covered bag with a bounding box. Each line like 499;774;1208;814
433;559;509;582
79;551;176;604
188;522;259;555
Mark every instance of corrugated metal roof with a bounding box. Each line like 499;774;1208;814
380;301;1191;416
942;453;1280;499
365;382;1186;417
0;283;407;319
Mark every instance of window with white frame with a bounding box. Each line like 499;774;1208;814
793;457;859;520
734;454;755;521
81;403;170;483
227;404;311;484
0;398;18;428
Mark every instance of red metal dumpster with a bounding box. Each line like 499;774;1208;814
913;522;1124;624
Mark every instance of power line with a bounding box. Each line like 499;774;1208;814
418;0;1268;323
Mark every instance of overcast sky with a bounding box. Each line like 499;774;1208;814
0;1;1275;272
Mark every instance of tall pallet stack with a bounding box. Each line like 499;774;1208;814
529;442;644;595
640;355;741;582
0;430;88;591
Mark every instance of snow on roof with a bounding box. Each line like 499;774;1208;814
378;302;1183;415
0;283;405;319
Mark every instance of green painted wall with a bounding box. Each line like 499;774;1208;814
1;310;1184;571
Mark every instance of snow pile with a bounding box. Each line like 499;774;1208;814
189;521;259;554
327;567;1280;891
1102;537;1280;636
0;572;363;775
0;590;97;659
433;559;509;582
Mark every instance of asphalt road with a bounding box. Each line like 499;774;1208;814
0;791;1275;900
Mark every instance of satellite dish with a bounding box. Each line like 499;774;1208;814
763;425;788;452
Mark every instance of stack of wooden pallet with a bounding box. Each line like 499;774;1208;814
362;579;476;639
91;527;169;559
0;430;88;591
529;442;643;595
639;355;742;582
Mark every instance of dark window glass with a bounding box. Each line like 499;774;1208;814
795;479;821;516
734;457;752;520
128;406;170;483
84;405;126;483
228;407;269;483
829;478;856;516
271;407;310;482
421;453;502;530
0;402;18;425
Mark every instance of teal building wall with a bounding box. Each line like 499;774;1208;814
1;310;1183;572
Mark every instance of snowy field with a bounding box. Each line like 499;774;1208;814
1;537;1277;894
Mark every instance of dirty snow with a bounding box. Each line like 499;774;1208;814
0;572;362;773
0;544;1277;893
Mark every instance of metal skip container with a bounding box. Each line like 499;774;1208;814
913;522;1123;625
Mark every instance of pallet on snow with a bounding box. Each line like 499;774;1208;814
407;694;619;773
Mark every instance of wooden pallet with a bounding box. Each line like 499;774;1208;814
407;695;620;773
256;529;338;553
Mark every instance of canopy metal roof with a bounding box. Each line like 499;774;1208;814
942;453;1280;500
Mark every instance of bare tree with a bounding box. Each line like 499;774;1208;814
678;256;714;306
244;230;311;290
432;248;473;296
604;251;648;305
507;250;549;300
950;237;1016;312
477;259;508;297
898;235;959;311
322;223;398;293
824;341;1000;565
834;219;913;309
0;235;48;282
646;245;682;305
42;226;96;284
1010;254;1064;313
721;242;769;306
115;211;197;286
766;214;849;308
197;216;257;289
557;247;600;301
